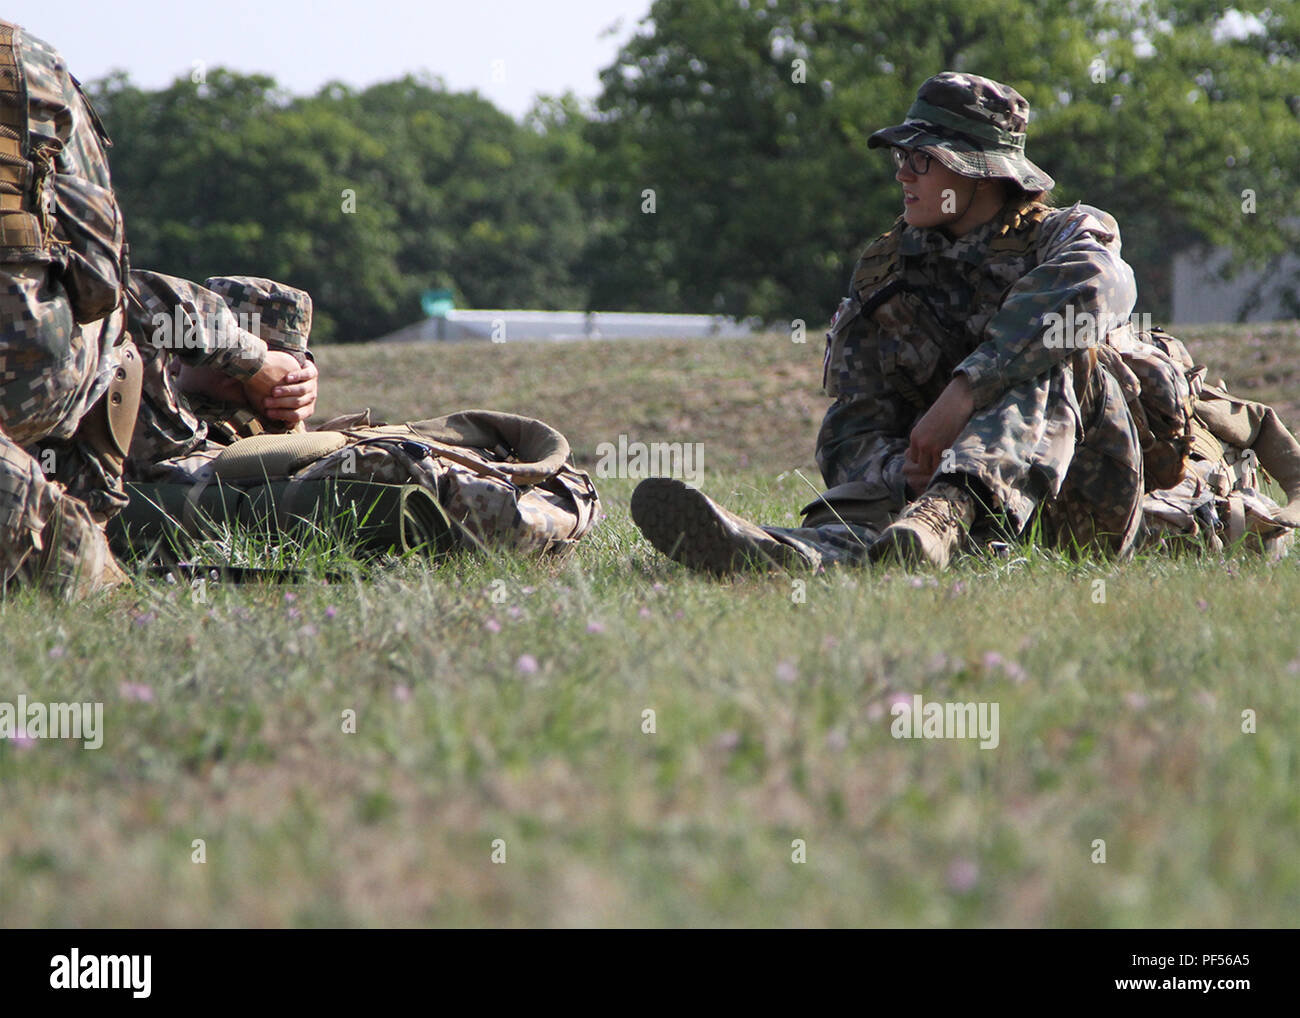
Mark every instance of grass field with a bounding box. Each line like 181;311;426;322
2;324;1298;927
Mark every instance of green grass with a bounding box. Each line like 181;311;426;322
2;326;1299;927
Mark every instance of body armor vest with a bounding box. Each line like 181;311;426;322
0;20;49;259
824;200;1052;407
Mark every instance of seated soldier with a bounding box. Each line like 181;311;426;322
630;71;1300;573
115;271;603;560
1;18;319;595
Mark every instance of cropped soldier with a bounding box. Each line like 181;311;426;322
631;72;1298;572
0;18;321;598
0;18;136;597
114;270;602;559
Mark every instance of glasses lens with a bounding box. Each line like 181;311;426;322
891;148;929;174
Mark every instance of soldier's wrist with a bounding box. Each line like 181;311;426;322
952;364;999;410
224;339;268;382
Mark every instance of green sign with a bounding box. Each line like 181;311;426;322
421;288;455;317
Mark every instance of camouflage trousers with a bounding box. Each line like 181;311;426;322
759;356;1144;569
0;266;125;594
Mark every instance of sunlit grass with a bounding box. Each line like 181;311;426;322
1;328;1298;926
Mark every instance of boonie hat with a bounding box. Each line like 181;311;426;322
868;71;1054;191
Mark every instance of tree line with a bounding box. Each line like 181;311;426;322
89;0;1300;342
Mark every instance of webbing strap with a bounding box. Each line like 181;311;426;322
1226;493;1247;545
851;221;903;297
0;20;41;252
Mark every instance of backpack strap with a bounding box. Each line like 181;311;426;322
970;200;1051;312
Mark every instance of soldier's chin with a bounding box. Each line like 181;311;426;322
902;204;935;227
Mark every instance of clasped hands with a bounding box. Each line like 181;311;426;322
178;350;318;426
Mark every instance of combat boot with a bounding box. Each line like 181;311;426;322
867;481;975;569
35;495;131;600
631;477;813;574
1252;408;1300;529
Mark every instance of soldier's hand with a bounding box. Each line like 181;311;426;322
903;450;931;498
242;351;310;419
261;358;318;425
906;374;975;491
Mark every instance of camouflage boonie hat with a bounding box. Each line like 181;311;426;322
868;72;1054;192
203;276;312;357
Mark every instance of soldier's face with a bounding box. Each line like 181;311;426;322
894;148;977;231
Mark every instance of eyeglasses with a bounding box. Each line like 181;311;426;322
891;147;934;175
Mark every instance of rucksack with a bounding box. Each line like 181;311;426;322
1095;325;1202;493
109;409;602;559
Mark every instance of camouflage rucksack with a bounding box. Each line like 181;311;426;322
110;409;602;558
1092;323;1300;554
1141;382;1300;556
1094;324;1201;493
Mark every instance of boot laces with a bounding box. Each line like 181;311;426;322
904;494;964;536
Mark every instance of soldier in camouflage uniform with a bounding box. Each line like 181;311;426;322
0;19;318;596
117;270;602;557
632;72;1154;572
124;269;318;483
0;18;136;598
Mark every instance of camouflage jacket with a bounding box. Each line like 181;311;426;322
818;197;1137;502
0;20;129;445
124;269;270;477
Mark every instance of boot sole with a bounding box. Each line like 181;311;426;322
630;478;800;574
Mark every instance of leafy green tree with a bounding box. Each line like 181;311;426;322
583;0;1300;322
90;71;591;341
87;3;1300;334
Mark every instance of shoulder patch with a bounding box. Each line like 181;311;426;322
1055;218;1082;245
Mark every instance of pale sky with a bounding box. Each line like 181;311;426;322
7;0;655;118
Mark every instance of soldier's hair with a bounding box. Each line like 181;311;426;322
1002;180;1054;207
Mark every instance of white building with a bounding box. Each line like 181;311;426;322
375;309;762;344
1172;246;1300;325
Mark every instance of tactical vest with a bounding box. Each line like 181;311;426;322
824;200;1053;408
0;18;127;323
0;20;48;259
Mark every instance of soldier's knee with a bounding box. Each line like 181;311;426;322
0;434;60;571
